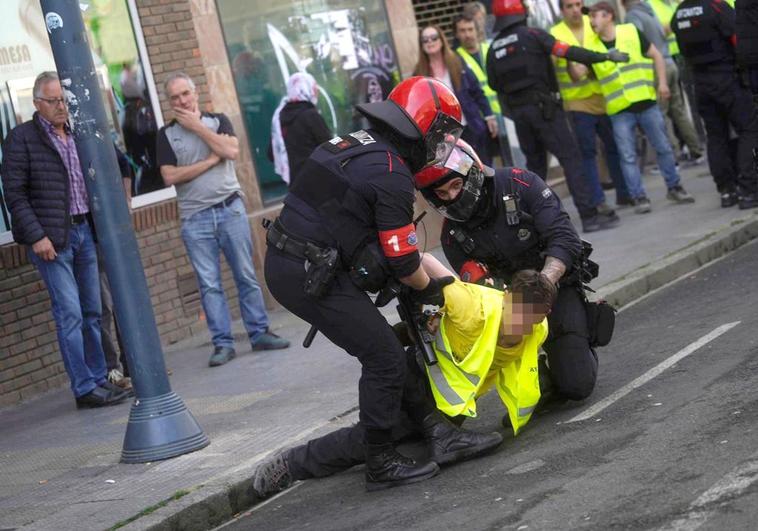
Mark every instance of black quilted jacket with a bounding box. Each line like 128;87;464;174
1;112;75;251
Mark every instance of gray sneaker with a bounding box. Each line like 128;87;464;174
252;452;293;499
252;329;290;351
633;197;652;214
666;185;695;204
208;346;236;367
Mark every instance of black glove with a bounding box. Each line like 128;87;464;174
411;276;455;307
606;50;630;63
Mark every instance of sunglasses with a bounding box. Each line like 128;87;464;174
421;34;440;44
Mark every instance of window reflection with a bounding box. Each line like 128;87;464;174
217;0;401;205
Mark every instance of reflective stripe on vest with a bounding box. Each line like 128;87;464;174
550;17;604;101
425;284;545;435
457;43;501;114
588;24;657;115
647;0;680;56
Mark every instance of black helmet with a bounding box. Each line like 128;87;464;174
414;139;494;222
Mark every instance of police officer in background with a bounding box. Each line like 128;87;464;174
486;0;629;233
672;0;758;209
736;0;758;97
262;77;502;493
416;140;602;406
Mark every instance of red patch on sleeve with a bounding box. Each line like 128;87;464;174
513;177;530;187
552;41;570;57
379;224;418;258
730;34;737;47
459;261;489;283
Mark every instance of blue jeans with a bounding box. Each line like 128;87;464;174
181;196;270;347
29;221;107;398
569;111;630;205
610;105;681;199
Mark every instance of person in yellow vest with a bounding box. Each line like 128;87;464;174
648;0;708;142
420;255;556;436
550;0;633;211
579;1;696;213
624;0;705;165
455;13;503;167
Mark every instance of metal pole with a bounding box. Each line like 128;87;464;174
40;0;209;463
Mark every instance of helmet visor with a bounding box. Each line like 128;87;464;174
424;112;463;168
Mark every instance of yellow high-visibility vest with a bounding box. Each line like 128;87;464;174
456;43;501;114
425;284;547;436
550;16;604;101
587;23;657;115
647;0;680;56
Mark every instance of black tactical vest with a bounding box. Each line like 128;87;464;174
674;0;735;66
489;25;557;97
284;130;406;264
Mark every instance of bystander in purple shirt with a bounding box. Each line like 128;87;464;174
39;115;88;215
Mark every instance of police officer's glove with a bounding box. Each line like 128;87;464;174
606;50;630;63
411;276;455;307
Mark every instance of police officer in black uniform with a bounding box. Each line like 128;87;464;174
414;138;600;404
486;0;631;233
672;0;758;209
736;0;758;97
261;77;502;494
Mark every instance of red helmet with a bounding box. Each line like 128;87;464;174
356;77;463;167
492;0;527;31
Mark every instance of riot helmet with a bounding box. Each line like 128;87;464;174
492;0;528;32
356;76;463;171
415;138;494;222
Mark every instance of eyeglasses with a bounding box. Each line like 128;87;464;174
35;97;66;107
421;34;440;44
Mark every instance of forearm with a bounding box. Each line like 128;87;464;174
565;45;611;65
541;255;567;285
646;44;667;84
399;264;431;290
161;158;216;186
194;127;239;160
420;253;455;279
567;61;588;82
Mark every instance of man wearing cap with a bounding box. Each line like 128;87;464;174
550;0;632;211
582;1;696;213
486;0;629;233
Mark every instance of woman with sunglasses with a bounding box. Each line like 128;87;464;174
414;25;498;166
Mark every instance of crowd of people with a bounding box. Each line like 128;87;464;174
1;0;756;502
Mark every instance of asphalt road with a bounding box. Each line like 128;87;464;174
217;239;758;531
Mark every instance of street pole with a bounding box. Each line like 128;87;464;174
40;0;209;463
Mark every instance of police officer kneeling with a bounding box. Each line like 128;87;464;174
261;77;502;493
417;140;605;405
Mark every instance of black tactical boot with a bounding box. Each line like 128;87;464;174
423;412;503;466
365;444;439;492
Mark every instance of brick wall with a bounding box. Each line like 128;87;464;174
0;201;242;408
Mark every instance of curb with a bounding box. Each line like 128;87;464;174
596;211;758;309
122;210;758;531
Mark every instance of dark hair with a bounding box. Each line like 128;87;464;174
413;25;463;92
510;270;558;310
454;13;477;32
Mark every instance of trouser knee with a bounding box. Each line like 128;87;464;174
544;334;597;401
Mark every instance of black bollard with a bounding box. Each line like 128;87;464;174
40;0;209;463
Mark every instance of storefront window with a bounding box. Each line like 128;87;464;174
0;0;162;243
217;0;401;204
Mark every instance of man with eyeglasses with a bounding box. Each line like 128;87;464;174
1;71;130;409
